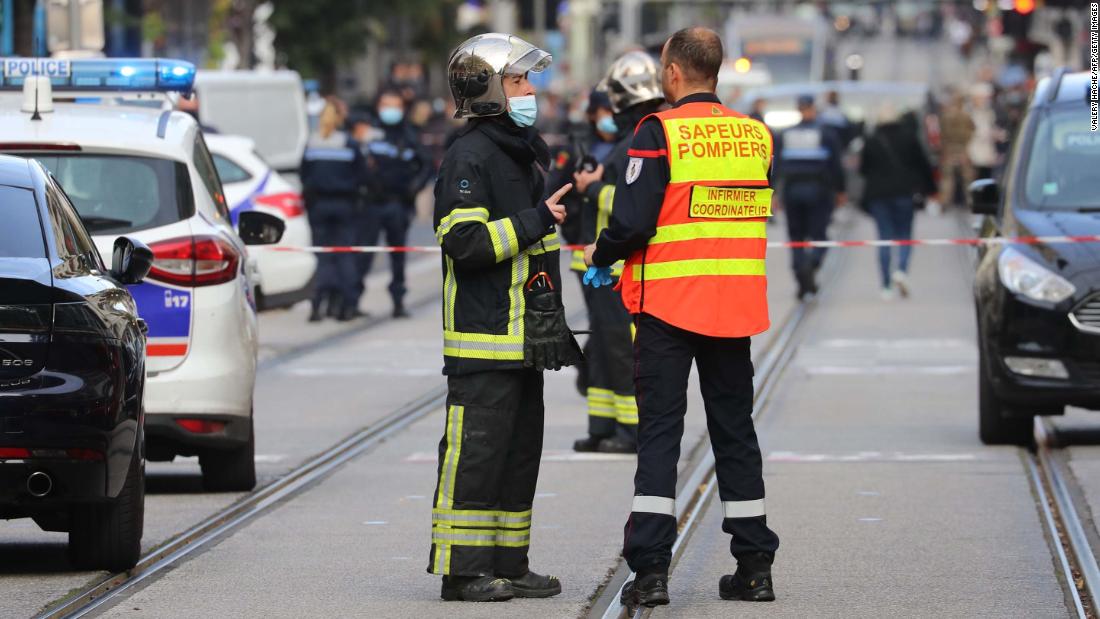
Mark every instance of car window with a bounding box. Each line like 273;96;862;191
194;134;230;220
0;185;46;259
1023;107;1100;210
30;154;193;235
49;179;105;270
212;154;253;184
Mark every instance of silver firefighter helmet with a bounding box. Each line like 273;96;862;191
447;33;552;119
598;50;663;113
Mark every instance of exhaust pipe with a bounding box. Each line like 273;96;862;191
26;471;52;498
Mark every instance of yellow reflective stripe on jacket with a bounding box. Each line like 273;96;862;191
436;207;490;242
586;387;617;419
443;331;524;361
663;116;771;184
508;250;528;338
435;405;465;509
596;185;614;233
570;249;587;273
487;218;520;262
614;394;639;425
642;258;766;280
650;221;768;245
443;256;457;331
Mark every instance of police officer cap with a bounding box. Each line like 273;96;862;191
796;94;815;109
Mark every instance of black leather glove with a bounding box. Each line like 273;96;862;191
523;285;583;372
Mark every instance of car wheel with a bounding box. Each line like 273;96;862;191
199;424;256;492
69;441;144;571
978;350;1033;446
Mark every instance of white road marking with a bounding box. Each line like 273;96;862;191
535;492;558;498
362;520;388;525
802;365;972;376
284;366;439;377
856;490;881;497
768;451;981;463
403;451;635;463
858;517;883;523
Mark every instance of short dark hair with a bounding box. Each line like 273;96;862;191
665;27;723;85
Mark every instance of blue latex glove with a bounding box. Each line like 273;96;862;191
583;266;613;288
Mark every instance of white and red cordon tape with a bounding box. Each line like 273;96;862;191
260;235;1100;254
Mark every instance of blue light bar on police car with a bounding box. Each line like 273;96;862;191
0;57;196;95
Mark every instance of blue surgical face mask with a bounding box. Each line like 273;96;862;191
378;107;404;125
596;115;618;135
507;95;538;127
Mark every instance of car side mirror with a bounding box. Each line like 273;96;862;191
237;211;286;245
110;236;153;284
968;178;1000;216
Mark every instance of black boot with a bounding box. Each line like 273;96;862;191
308;302;324;323
392;300;410;318
719;553;775;602
503;571;561;598
621;571;669;609
597;436;636;454
326;290;343;318
440;575;514;602
573;435;605;452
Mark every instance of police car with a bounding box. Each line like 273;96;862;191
0;58;285;491
205;133;315;310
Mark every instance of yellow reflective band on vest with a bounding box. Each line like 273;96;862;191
641;258;766;280
436;207;489;242
689;187;773;219
650;221;767;245
443;331;525;360
663;116;770;183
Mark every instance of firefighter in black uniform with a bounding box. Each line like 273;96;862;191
427;33;582;603
357;88;434;318
571;51;666;453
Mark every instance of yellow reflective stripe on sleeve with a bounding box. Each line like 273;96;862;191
596;185;614;234
529;232;561;255
663;116;771;183
436;207;490;242
436;406;465;509
443;331;524;361
643;258;766;280
487;218;520;262
689;187;773;219
443;256;457;331
650;221;767;245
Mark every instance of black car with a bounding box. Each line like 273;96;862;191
972;69;1100;445
0;154;153;570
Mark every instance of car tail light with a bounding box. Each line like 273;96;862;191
0;447;31;458
147;236;240;287
254;192;304;218
0;142;82;151
175;418;227;434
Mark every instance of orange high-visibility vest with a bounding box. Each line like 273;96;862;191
618;101;773;338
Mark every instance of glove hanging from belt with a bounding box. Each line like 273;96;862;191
523;269;583;372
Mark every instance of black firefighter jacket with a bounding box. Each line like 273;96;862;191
433;118;562;375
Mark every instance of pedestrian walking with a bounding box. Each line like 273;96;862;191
300;98;366;322
357;89;433;318
571;50;665;454
584;26;779;609
859;105;937;300
775;94;846;300
428;32;582;603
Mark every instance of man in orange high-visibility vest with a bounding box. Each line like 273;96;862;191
584;26;779;609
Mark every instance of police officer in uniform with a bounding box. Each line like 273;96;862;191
300;99;367;322
775;94;845;300
584;27;780;608
357;88;433;318
571;51;666;453
428;33;581;603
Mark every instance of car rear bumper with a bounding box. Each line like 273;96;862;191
144;412;252;460
0;459;108;506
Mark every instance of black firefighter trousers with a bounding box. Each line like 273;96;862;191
428;369;544;578
624;314;780;575
582;281;638;440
